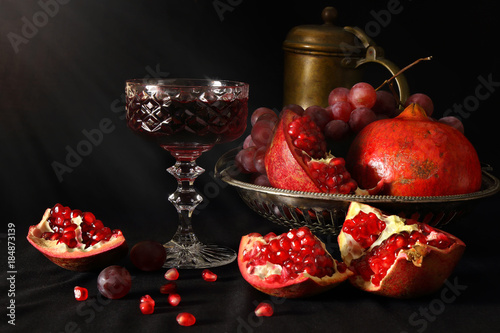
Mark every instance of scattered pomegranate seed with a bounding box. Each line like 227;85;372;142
140;294;155;306
140;302;154;315
140;295;155;314
201;269;217;282
255;302;274;317
168;293;181;306
164;268;179;280
74;286;88;301
176;312;196;326
160;282;178;294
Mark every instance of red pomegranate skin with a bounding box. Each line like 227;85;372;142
264;108;323;192
346;104;482;196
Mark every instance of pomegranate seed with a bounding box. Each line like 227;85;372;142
74;286;88;301
263;232;277;242
49;233;61;241
176;312;196;326
202;269;217;282
255;302;274;317
82;211;95;224
70;209;82;219
168;293;181;306
165;268;179;280
140;294;155;306
93;220;104;230
140;295;155;314
160;282;178;294
140;302;154;315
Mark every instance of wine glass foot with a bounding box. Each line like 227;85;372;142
162;240;237;269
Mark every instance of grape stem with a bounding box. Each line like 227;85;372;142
375;56;433;104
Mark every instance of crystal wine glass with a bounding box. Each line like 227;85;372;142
125;78;249;269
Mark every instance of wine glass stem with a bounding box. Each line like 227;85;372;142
167;159;205;247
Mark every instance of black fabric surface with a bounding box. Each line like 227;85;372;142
2;1;500;332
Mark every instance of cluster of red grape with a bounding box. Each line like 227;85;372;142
235;107;278;186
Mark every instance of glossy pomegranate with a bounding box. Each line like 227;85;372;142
238;226;352;298
338;202;465;298
346;103;482;196
27;204;127;271
265;107;378;195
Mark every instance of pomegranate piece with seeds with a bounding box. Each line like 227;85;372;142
202;269;217;282
238;226;352;298
338;202;466;298
74;286;88;301
176;312;196;326
27;204;127;271
264;108;382;195
255;302;274;317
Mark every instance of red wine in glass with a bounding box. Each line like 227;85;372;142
125;78;249;268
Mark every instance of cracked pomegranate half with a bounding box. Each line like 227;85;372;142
27;203;127;271
265;107;382;195
338;202;465;298
238;226;353;298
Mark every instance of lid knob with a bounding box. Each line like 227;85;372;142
322;6;338;25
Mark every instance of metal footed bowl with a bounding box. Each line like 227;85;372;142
215;148;500;235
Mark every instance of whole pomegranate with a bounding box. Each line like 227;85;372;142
238;226;352;298
338;202;465;298
264;107;381;195
346;103;482;196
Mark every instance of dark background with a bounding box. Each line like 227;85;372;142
1;1;499;332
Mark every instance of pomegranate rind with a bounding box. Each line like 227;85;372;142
346;103;482;196
27;208;128;271
264;108;323;193
339;202;465;298
238;233;353;298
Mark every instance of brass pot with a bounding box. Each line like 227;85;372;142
283;7;409;108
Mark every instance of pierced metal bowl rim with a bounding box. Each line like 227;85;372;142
215;147;500;205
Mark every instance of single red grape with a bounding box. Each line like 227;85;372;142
251;118;276;147
404;93;434;117
236;147;258;173
253;146;267;174
328;87;350;105
251;107;277;126
130;240;167;272
349;107;377;133
327;101;352;122
282;104;304;116
304;105;332;130
324;119;350;141
97;266;132;299
348;82;377;109
372;90;397;115
439;116;464;134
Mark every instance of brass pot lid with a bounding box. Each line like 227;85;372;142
283;7;366;56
